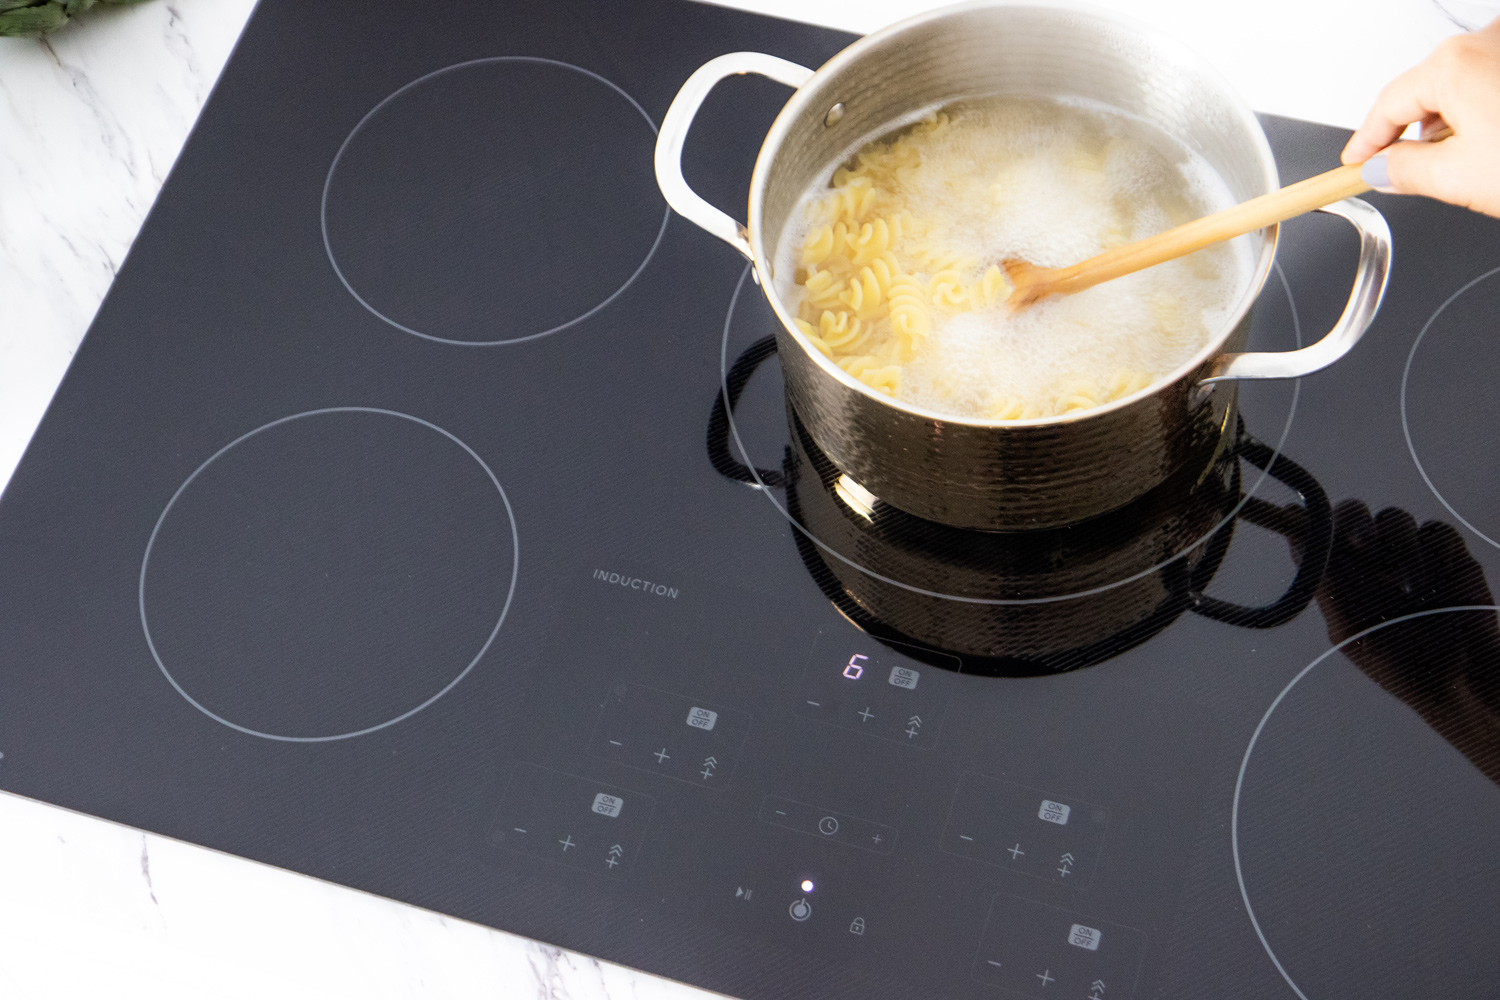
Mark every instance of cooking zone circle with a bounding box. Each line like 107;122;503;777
1401;264;1500;549
720;263;1303;605
322;57;668;345
139;408;518;742
1233;607;1500;999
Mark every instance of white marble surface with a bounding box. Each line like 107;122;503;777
0;794;722;1000
0;0;1469;997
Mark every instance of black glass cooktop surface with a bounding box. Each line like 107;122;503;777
2;2;1498;998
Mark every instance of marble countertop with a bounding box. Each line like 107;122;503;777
0;1;1468;996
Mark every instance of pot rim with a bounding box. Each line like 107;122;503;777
747;0;1282;429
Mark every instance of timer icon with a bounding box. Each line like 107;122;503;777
788;898;812;922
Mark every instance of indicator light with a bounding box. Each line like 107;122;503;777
800;879;815;893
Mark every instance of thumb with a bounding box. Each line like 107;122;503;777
1380;138;1471;205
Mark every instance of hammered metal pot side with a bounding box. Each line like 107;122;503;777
778;318;1244;529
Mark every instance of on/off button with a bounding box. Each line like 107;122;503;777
1069;924;1102;951
788;897;812;922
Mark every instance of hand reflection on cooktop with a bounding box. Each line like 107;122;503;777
1316;499;1500;784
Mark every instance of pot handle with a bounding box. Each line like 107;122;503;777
655;52;815;261
1200;197;1391;385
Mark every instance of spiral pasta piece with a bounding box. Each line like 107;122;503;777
928;269;970;309
1055;377;1107;414
817;309;869;351
967;265;1012;310
822;176;878;226
838;355;902;395
840;265;887;319
800;224;839;269
793;318;835;359
886;275;931;360
848;217;893;266
802;268;848;312
989;396;1043;420
1107;371;1153;398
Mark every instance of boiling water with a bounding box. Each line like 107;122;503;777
775;95;1254;420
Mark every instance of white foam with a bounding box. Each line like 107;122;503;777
775;95;1254;419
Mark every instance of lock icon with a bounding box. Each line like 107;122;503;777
849;916;866;936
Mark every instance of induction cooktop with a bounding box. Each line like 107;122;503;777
2;1;1498;998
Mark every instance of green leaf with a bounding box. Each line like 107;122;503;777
98;0;156;4
0;2;69;35
0;0;46;12
62;0;95;14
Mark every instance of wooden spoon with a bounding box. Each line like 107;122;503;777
1001;125;1454;312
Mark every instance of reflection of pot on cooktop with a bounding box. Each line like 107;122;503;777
710;337;1332;675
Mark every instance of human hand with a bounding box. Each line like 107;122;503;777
1342;17;1500;218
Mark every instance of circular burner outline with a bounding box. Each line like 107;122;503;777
1231;604;1500;1000
1401;264;1500;550
320;56;671;347
138;406;520;742
721;263;1302;605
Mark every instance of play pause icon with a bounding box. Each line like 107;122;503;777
735;886;753;901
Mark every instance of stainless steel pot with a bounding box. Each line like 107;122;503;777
655;1;1391;530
